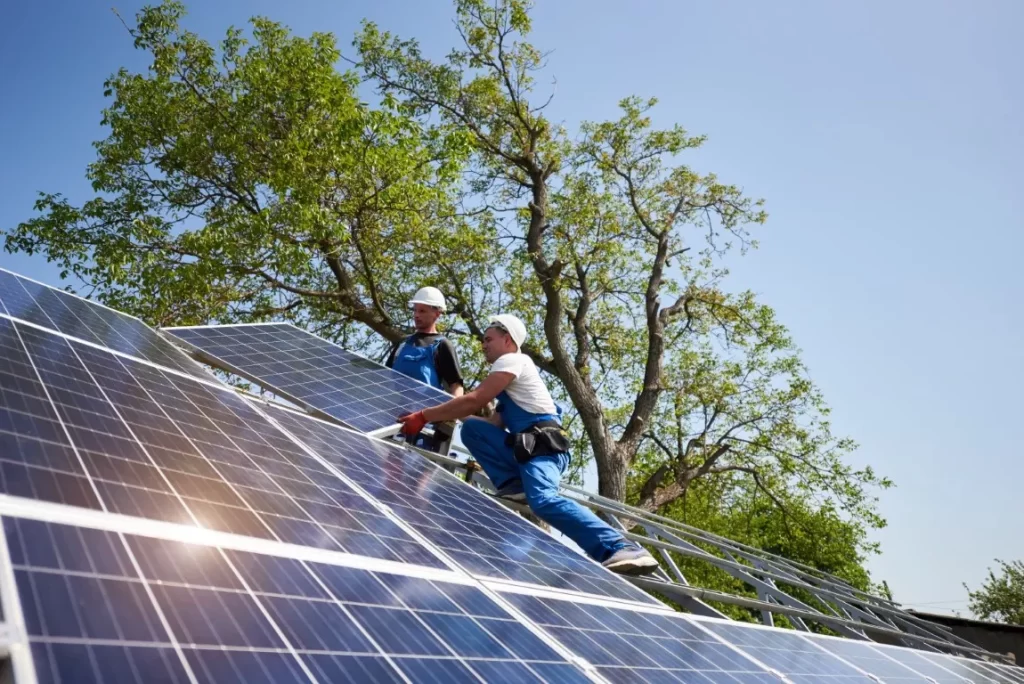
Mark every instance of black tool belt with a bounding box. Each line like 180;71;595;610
504;420;571;465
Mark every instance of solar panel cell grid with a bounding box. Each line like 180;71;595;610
5;516;592;683
265;403;661;606
868;644;983;683
693;621;884;683
164;323;450;433
940;655;1021;684
802;635;936;682
0;268;207;380
504;593;787;683
2;320;445;568
0;318;104;511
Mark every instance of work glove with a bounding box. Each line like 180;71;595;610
397;410;428;436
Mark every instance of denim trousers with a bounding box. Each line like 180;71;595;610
460;418;627;562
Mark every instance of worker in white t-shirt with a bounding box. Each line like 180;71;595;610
398;314;659;576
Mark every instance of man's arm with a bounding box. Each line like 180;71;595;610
384;342;399;369
418;372;514;423
434;339;465;397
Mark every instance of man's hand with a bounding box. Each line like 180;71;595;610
397;410;428;436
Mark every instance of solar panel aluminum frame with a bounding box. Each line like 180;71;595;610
161;322;438;439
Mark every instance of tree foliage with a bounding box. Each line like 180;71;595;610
5;0;891;564
965;560;1024;625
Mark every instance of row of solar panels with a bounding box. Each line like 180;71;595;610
6;509;1024;684
0;266;1020;683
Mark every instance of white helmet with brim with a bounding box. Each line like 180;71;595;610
487;314;527;351
409;286;447;312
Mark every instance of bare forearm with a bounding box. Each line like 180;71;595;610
422;393;485;422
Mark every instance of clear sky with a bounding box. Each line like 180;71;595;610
1;0;1021;616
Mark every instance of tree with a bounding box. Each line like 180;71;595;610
5;0;890;540
966;560;1024;625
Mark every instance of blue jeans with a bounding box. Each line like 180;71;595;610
460;418;628;563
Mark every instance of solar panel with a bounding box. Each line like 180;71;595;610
935;655;1023;684
869;643;994;683
697;620;881;682
0;318;445;568
0;268;209;380
3;514;594;683
801;634;939;682
164;323;450;433
985;662;1024;684
502;591;791;682
264;402;662;607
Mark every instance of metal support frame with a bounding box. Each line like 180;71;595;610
412;444;1011;664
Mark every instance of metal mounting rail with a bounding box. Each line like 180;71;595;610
411;442;1011;665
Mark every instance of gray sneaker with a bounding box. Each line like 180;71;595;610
494;482;527;502
602;545;660;576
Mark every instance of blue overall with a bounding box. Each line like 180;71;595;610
392;337;443;389
460;391;628;563
393;337;445;449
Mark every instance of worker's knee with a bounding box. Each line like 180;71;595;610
525;487;563;515
460;418;487;446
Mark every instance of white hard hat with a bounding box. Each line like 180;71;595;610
487;314;527;351
409;286;447;312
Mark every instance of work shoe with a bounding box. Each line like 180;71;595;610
494;481;527;502
602;545;660;576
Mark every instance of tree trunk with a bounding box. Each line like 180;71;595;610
595;444;629;502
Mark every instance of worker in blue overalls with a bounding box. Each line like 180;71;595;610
397;314;659;576
386;287;464;452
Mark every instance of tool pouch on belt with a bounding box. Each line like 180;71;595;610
505;421;571;465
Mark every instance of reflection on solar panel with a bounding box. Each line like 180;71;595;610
698;621;879;682
503;592;787;682
5;516;592;683
164;323;450;433
0;318;442;568
264;403;661;606
929;654;1023;684
800;635;934;682
0;269;208;380
865;645;972;683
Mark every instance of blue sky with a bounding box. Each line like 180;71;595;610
1;0;1021;615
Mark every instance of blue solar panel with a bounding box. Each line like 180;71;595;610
264;402;662;607
0;317;104;510
864;642;996;683
164;323;450;433
801;635;935;682
5;516;592;683
0;319;444;567
935;655;1022;684
0;268;208;380
504;593;786;682
986;662;1024;684
697;620;879;682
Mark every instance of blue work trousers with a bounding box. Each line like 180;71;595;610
460;418;627;563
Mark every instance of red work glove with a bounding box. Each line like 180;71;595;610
397;411;428;437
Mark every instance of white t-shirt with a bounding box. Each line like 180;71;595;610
490;353;558;416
